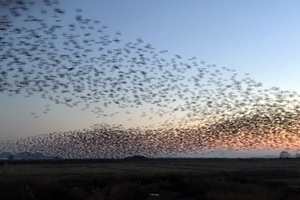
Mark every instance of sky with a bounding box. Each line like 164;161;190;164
1;0;300;157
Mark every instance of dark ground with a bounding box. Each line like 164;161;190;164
0;158;300;200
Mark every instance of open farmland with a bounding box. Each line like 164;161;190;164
1;158;300;200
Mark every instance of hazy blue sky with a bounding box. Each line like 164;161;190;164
1;0;300;157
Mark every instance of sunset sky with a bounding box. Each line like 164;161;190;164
1;0;300;157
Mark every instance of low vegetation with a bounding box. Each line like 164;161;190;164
0;158;300;199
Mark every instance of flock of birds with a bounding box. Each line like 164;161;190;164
0;0;300;158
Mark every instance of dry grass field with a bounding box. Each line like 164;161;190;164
1;158;300;200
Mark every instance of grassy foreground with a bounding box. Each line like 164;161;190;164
0;158;300;200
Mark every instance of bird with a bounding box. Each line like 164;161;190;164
0;0;299;158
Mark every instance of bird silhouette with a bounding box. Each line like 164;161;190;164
0;0;299;158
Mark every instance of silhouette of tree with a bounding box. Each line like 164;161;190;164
8;154;14;160
279;151;291;159
295;153;300;158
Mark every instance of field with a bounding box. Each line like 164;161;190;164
1;158;300;200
